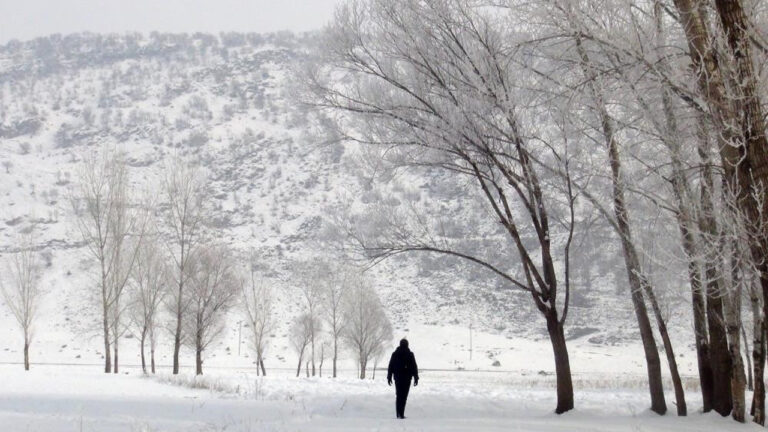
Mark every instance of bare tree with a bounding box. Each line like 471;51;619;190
310;0;577;412
164;158;209;375
319;261;350;378
241;264;275;376
129;236;167;374
184;244;239;375
71;150;146;373
295;261;325;376
342;278;392;379
290;312;315;378
0;234;43;371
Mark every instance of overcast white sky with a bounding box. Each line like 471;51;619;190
0;0;344;43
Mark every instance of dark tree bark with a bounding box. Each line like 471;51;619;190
103;313;111;373
173;298;183;374
140;327;147;374
546;311;574;414
113;341;119;374
295;350;304;378
704;272;733;416
195;333;203;375
259;358;266;376
697;144;733;416
750;287;765;424
23;342;29;371
333;341;338;378
151;346;156;375
195;348;203;375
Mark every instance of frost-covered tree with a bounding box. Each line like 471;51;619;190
295;261;325;376
342;278;392;379
290;312;316;378
184;244;239;375
71;150;147;373
321;263;351;378
241;262;275;376
164;158;209;375
129;237;167;374
0;234;43;371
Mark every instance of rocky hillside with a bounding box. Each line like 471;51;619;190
0;32;690;367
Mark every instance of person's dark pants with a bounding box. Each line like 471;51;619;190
395;377;412;418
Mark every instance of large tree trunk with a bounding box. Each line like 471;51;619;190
701;250;733;417
151;346;156;375
195;333;203;376
546;312;574;414
704;272;732;416
173;304;182;375
360;358;367;379
259;358;266;376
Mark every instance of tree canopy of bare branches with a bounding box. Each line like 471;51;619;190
342;278;392;379
184;243;239;375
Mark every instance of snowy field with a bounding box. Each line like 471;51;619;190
0;363;760;432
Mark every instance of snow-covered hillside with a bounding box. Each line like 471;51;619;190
0;32;692;372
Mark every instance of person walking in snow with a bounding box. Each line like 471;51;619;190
387;338;419;419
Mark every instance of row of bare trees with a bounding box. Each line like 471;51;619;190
290;262;392;379
72;151;246;375
308;0;768;421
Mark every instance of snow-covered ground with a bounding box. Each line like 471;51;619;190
0;363;759;432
